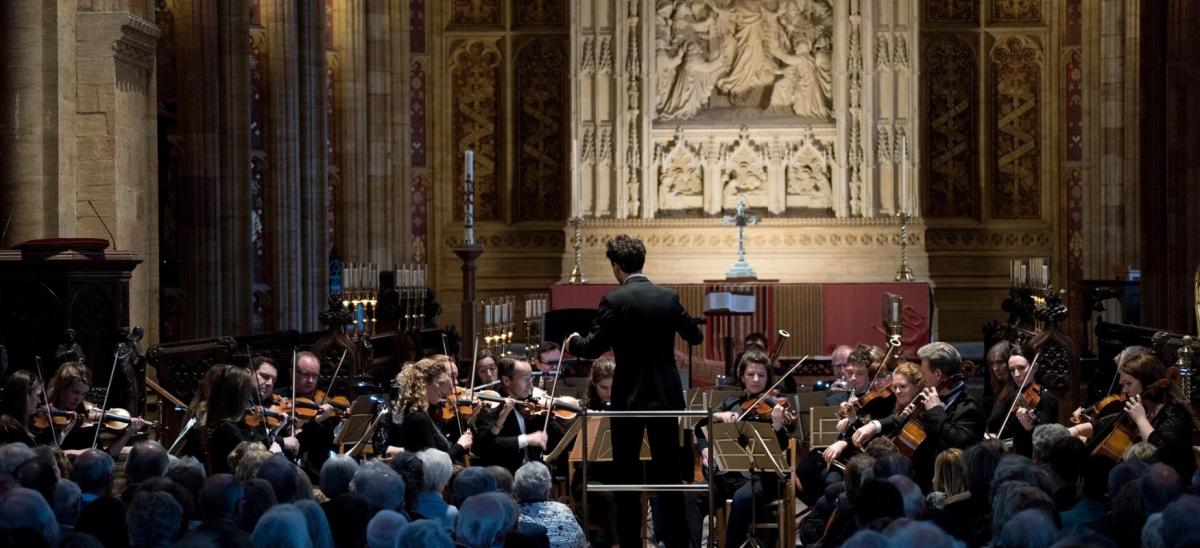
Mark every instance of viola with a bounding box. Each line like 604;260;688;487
887;372;964;455
1016;383;1042;410
1073;394;1126;425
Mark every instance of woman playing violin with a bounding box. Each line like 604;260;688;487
194;365;284;475
984;343;1058;456
0;370;43;447
691;349;796;548
1067;353;1197;478
821;360;922;468
983;340;1014;417
43;362;145;457
383;358;474;464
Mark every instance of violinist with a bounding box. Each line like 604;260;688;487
247;357;298;454
1067;353;1197;478
690;349;795;548
196;365;277;475
43;362;146;457
472;357;560;474
852;342;984;490
984;343;1058;456
0;370;42;447
983;340;1014;417
382;358;474;464
474;349;499;389
437;356;472;442
278;351;338;478
533;341;562;389
823;345;893;418
821;360;921;469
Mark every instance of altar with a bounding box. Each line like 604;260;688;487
551;280;931;364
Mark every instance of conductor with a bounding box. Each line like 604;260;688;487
566;234;704;548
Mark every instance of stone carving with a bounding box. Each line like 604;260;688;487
786;142;831;209
582;123;596;165
925;36;978;219
580;36;595;75
992;0;1040;22
516;0;565;27
451;40;502;221
451;0;501;26
654;0;833;121
598;35;614;75
991;36;1042;219
721;130;768;209
924;0;978;24
515;37;567;222
657;137;704;210
876;126;892;163
598;124;613;166
893;33;908;69
875;32;890;70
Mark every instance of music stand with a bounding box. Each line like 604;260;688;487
334;395;386;453
709;421;788;548
684;388;740;430
704;290;756;381
807;406;843;450
567;416;652;463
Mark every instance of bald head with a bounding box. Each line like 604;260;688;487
832;345;853;378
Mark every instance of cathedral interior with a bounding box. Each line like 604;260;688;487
0;0;1198;418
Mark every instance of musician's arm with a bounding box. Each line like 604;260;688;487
569;296;614;359
924;404;984;449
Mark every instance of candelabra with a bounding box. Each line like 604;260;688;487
483;296;516;356
342;262;379;339
567;218;586;284
396;263;428;333
524;293;548;359
894;212;914;282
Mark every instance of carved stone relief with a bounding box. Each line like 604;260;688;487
992;0;1040;23
450;40;502;221
924;0;979;24
515;37;568;222
925;36;978;219
451;0;502;26
991;35;1042;219
653;0;833;121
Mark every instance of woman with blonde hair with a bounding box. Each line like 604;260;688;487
382;358;473;463
44;361;145;456
928;447;968;509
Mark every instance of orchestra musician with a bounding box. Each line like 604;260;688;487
533;341;562;389
852;342;984;490
1067;353;1197;478
566;234;704;548
474;349;499;389
382;357;474;464
43;362;146;457
573;357;617;548
983;340;1014;417
689;349;796;548
196;365;277;474
279;351;338;478
985;343;1058;456
472;357;557;474
821;359;921;468
0;370;43;447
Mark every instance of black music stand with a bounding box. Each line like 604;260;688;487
710;421;788;548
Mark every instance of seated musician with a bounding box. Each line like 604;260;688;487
797;345;894;498
821;360;921;468
573;357;617;548
985;343;1058;456
277;351;338;478
474;349;499;389
0;370;43;446
472;357;557;474
690;349;796;548
533;341;562;386
196;365;278;474
852;342;984;490
43;362;146;457
382;357;473;464
1067;352;1197;478
828;344;853;393
984;340;1014;417
248;357;298;455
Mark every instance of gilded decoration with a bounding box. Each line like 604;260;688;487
924;36;978;219
451;40;502;221
653;0;834;122
515;0;565;27
515;37;568;222
991;36;1042;220
924;0;979;24
991;0;1040;23
451;0;501;26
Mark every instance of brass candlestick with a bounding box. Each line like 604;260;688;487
895;212;914;282
568;217;586;284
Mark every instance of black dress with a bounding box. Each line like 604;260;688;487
1092;399;1196;478
985;388;1059;457
203;419;266;475
390;407;466;463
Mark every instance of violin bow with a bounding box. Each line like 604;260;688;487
737;355;809;422
993;350;1042;440
321;348;350;406
542;334;573;433
93;344;129;449
290;347;298;427
458;333;481;434
33;356;60;447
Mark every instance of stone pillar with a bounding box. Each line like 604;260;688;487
332;0;368;263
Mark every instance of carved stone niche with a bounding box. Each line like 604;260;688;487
652;125;834;217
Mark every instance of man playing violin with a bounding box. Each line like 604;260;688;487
852;342;984;490
44;361;145;457
984;343;1058;456
472;357;558;474
688;349;795;548
248;357;299;455
277;351;338;479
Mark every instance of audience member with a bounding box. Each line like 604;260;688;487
414;449;457;527
0;486;59;544
453;466;498;507
250;504;312;548
365;510;408;548
127;490;182;548
295;499;334;548
396;519;455;548
319;454;359;499
996;508;1057;548
514;462;584;548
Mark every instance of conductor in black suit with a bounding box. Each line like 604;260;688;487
566;234;704;548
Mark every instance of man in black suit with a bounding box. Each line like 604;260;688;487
566;234;704;548
852;341;984;490
473;357;553;474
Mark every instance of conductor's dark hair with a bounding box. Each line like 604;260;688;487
605;234;646;273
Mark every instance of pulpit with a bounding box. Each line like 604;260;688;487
0;239;141;397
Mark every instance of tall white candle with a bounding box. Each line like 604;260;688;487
572;139;580;218
465;149;475;245
900;134;908;214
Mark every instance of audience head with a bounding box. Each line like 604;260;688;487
873;453;913;479
991;483;1057;536
1160;494;1200;547
1139;462;1182;514
255;453;304;504
365;509;408;548
453;466;497;507
388;452;425;510
0;486;59;544
126;441;169;485
990;454;1053;502
886;520;962;548
239;478;278;532
418;449;453;494
842;529;889;548
932;448;968;496
1031;423;1071;462
855;478;903;524
513;462;552;504
0;442;35;475
1108;459;1148;496
319;454;359;499
70;449;114;496
232;441;272;481
844;454;876;504
127;490;182;548
353;465;406;516
200;473;243;521
865;437;900;460
396;519;455;548
965;440;1005;502
74;495;127;547
456;492;517;548
52;479;82;527
322;491;369;548
294;500;333;548
250;503;312;548
888;475;924;518
165;456;206;506
1142;512;1164;548
487;465;513;494
15;452;58;502
997;509;1058;548
1122;441;1157;463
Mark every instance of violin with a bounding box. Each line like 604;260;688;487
244;395;293;429
79;402;159;431
292;390;350;420
32;407;74;430
434;387;479;424
739;390;797;423
887;372;965;455
477;393;583;421
1016;383;1042;410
